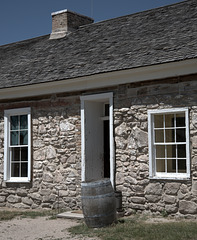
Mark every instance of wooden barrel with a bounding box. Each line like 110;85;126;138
81;179;117;228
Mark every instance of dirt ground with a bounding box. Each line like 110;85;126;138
0;216;99;240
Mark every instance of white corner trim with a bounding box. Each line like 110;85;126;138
0;59;197;100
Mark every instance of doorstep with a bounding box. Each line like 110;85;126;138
57;211;84;220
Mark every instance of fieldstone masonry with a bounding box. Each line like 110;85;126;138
0;77;197;218
0;96;82;210
114;78;197;218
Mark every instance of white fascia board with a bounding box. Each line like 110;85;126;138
0;59;197;100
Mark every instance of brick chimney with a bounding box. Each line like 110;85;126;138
50;9;94;39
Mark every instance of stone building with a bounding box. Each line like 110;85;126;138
0;0;197;217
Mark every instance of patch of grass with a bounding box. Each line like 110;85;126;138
0;211;22;221
69;218;197;240
0;210;55;221
20;210;52;219
161;209;168;218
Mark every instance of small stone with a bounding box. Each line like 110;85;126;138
180;184;189;194
34;149;46;161
145;195;161;203
38;124;46;134
46;146;56;159
0;196;6;203
16;189;27;197
115;122;131;137
7;195;21;203
137;155;149;163
22;197;33;206
116;172;125;185
34;162;43;169
163;195;176;204
145;183;162;195
43;194;56;203
130;203;145;210
125;176;137;185
131;197;145;204
164;183;181;195
115;137;127;150
192;113;197;128
67;155;76;164
179;200;197;214
43;172;53;183
177;190;185;200
29;193;42;201
47;164;56;172
60;121;75;131
40;189;51;196
134;127;148;148
33;140;45;148
59;190;68;197
192;136;197;148
165;204;178;213
139;163;149;172
14;203;30;209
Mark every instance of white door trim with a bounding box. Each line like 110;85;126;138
80;92;115;187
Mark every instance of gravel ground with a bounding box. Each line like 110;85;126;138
0;216;99;240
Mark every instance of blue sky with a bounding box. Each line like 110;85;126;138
0;0;183;46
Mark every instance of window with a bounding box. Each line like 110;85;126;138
4;108;31;182
148;108;190;179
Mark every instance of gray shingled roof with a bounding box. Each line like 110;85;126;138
0;0;197;89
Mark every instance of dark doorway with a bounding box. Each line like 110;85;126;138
104;120;110;178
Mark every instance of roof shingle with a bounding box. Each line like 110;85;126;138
0;0;197;89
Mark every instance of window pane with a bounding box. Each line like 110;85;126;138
11;163;20;177
167;145;176;158
177;144;186;158
11;131;19;145
178;159;186;173
165;114;174;128
156;159;165;172
21;147;28;161
156;145;165;158
176;129;186;142
11;148;20;161
155;130;164;142
176;114;185;127
11;116;19;130
21;163;28;177
167;159;176;173
154;115;163;128
20;115;28;129
165;129;175;142
20;131;28;145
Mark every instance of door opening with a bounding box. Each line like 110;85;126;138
81;93;114;187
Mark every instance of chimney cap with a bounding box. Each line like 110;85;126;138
51;9;93;21
51;9;69;16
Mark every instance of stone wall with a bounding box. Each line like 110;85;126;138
114;78;197;218
0;77;197;217
0;94;82;210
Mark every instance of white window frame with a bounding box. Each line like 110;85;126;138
148;108;190;180
4;107;31;182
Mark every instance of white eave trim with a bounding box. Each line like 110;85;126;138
0;58;197;100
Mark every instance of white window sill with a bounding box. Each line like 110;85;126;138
149;174;190;180
5;178;30;183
